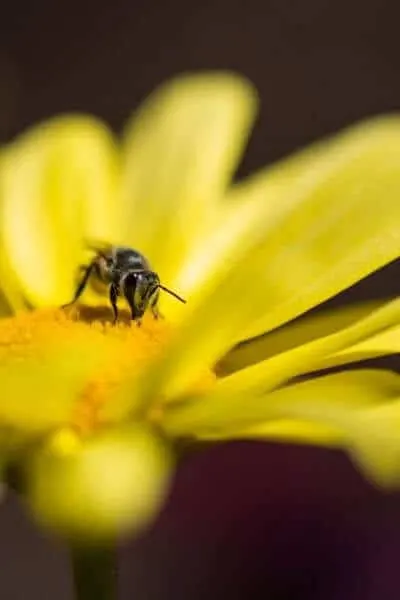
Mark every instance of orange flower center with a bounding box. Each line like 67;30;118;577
0;305;216;435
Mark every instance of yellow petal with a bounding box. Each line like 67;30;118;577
26;425;173;542
217;300;384;376
243;374;400;489
217;297;400;400
226;115;400;340
194;371;400;488
146;117;400;402
0;116;119;306
0;336;105;434
163;369;398;437
198;378;400;489
346;401;400;488
209;420;340;447
221;301;400;378
160;298;400;432
128;191;297;409
0;154;30;312
112;115;400;411
121;72;258;284
322;323;400;369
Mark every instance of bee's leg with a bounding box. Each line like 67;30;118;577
122;276;143;327
124;294;142;327
150;290;163;320
62;263;93;308
109;283;119;324
130;305;142;328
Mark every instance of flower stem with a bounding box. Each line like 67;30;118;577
71;545;118;600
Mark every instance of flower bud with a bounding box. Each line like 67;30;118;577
25;425;173;542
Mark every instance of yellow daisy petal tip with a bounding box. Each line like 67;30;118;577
1;115;119;307
125;70;259;131
122;71;259;172
120;70;259;280
9;113;116;149
342;112;400;139
347;404;400;490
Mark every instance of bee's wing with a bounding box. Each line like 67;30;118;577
83;238;114;257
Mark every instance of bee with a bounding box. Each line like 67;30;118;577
62;243;186;325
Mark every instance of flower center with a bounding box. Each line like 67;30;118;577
0;306;216;435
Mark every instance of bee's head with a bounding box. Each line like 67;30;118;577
122;270;186;315
121;271;160;314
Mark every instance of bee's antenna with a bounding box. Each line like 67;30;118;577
158;285;186;304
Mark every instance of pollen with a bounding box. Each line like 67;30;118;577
0;306;216;434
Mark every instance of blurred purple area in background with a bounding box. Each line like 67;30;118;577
1;0;400;598
125;442;398;600
1;442;400;599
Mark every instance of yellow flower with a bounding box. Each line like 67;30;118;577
1;72;400;541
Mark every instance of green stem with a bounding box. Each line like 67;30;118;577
71;546;118;600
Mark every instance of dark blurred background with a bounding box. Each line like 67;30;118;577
2;0;400;170
1;0;400;598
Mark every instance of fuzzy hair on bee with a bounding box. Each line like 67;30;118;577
62;242;186;325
